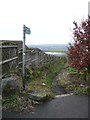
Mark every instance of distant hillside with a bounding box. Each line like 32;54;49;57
28;44;68;52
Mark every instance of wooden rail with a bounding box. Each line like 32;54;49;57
0;57;18;65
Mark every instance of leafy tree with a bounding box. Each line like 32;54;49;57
67;17;90;75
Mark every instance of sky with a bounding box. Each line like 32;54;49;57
0;0;89;45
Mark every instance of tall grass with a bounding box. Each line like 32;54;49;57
45;57;67;86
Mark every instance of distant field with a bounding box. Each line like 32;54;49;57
45;50;67;52
28;44;68;52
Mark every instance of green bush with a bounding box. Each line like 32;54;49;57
74;87;86;95
65;84;76;91
85;86;90;95
67;65;78;74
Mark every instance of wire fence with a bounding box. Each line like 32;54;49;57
0;41;61;78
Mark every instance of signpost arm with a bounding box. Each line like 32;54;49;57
23;25;26;90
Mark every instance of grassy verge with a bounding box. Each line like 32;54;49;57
25;56;67;99
45;57;67;86
2;88;40;112
2;56;67;112
57;64;90;95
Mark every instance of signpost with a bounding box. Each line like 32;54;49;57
23;25;31;90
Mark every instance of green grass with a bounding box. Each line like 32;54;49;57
67;65;78;74
3;97;17;104
45;72;56;86
73;87;85;95
65;84;76;91
45;50;67;52
44;57;67;86
65;84;90;95
56;62;90;95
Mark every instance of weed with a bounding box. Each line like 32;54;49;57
65;84;76;91
45;72;55;86
73;87;86;95
3;97;17;104
85;86;90;95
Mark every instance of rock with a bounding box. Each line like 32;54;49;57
42;83;46;86
28;93;45;101
79;84;85;87
2;77;18;90
27;91;51;101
